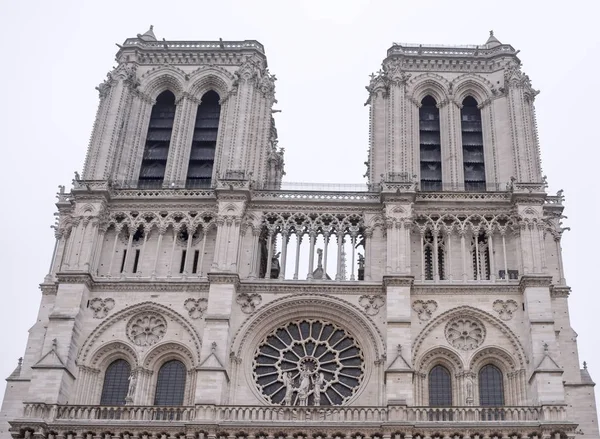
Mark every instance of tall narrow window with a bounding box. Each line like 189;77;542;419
423;231;445;281
479;364;504;406
139;90;176;189
100;359;131;405
154;360;186;406
471;232;490;280
461;96;486;191
429;365;452;406
187;91;221;188
419;96;442;191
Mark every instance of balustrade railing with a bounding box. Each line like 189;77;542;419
22;404;567;424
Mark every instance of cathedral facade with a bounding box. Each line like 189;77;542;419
1;27;598;439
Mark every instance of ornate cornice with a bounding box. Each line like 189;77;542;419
520;275;553;290
383;276;414;287
551;286;571;298
207;272;241;287
412;283;520;295
92;280;210;293
55;272;94;289
239;280;383;295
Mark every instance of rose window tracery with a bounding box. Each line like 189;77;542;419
253;320;364;406
445;317;485;350
126;313;167;346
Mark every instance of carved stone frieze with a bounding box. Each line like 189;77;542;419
236;292;262;314
89;298;115;319
445;317;486;351
412;300;438;321
492;299;518;321
184;298;208;319
358;295;385;316
126;312;167;347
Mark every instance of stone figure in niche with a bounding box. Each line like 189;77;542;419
270;252;281;279
466;376;474;405
282;371;294;406
297;370;311;406
313;372;325;406
126;370;137;402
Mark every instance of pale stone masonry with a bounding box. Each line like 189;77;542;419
1;27;598;439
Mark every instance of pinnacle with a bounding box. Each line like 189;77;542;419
138;25;157;42
485;30;502;48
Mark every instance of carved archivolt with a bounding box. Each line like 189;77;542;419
407;72;451;104
444;317;486;351
88;341;139;370
126;312;167;347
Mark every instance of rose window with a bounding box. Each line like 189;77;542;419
445;317;485;350
253;320;364;406
126;313;167;347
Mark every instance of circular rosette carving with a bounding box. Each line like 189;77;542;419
253;319;364;406
126;313;167;347
445;317;486;351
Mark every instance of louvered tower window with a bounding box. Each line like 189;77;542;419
154;360;186;406
461;96;486;191
419;96;442;191
100;359;131;405
429;365;452;406
139;91;176;189
187;91;221;188
479;364;504;406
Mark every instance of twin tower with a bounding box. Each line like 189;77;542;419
2;27;598;439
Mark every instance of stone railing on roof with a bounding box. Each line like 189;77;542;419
21;403;569;425
387;43;518;58
122;39;265;53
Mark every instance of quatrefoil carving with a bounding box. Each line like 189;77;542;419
412;300;438;321
89;298;115;319
493;299;519;321
184;298;208;320
358;295;385;316
236;292;262;314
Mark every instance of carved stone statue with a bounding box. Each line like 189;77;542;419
282;371;294;406
297;370;311;406
313;372;325;406
127;370;137;400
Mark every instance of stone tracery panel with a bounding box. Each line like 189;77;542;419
444;317;486;351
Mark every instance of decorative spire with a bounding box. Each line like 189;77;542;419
485;30;502;48
137;25;157;42
584;361;588;370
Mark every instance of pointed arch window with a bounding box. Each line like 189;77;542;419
419;96;442;191
479;364;504;406
139;91;176;188
461;96;486;191
154;360;186;406
429;365;452;406
187;90;221;188
100;359;131;405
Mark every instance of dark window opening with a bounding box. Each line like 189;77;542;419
461;96;486;191
420;96;442;191
192;250;200;274
179;250;187;274
132;249;140;273
120;250;127;273
100;359;131;406
187;91;221;188
429;365;452;406
423;231;445;280
139;91;176;188
479;364;504;406
154;360;186;406
472;232;490;280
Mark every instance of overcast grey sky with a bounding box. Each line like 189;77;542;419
1;0;599;406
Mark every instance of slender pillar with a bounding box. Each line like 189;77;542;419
446;230;453;281
152;228;164;277
107;227;121;276
90;226;107;275
539;227;547;272
488;230;496;281
365;228;373;281
398;222;406;274
502;231;509;280
293;233;302;280
420;231;425;281
198;228;208;277
474;230;481;280
335;230;344;281
460;229;467;282
323;231;330;278
307;230;316;280
264;229;273;279
183;226;193;274
74;220;89;268
555;236;565;284
168;228;178;276
350;233;357;281
138;227;148;275
433;229;439;282
279;230;288;279
121;227;134;276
